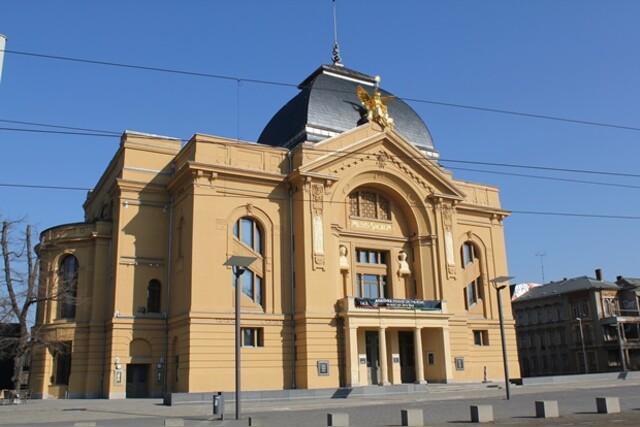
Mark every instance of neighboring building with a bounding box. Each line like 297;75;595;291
513;271;640;377
31;63;519;399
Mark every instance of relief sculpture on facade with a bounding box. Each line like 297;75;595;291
442;203;457;279
311;183;325;269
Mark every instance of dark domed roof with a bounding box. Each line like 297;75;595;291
257;64;438;158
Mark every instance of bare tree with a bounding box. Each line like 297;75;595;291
1;219;39;392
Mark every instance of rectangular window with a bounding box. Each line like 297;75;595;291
356;249;386;265
355;273;387;299
427;352;436;365
242;328;264;347
241;218;253;248
363;274;380;298
242;269;254;299
465;283;477;308
473;330;489;346
255;275;263;306
53;341;72;385
579;301;590;317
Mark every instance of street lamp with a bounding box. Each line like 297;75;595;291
576;317;588;374
491;275;514;400
0;35;7;84
223;255;257;421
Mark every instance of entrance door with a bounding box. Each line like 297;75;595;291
126;364;149;398
398;331;416;383
365;331;380;385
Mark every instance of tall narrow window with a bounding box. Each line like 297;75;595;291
147;280;161;313
461;242;477;267
58;255;78;319
234;217;263;254
232;217;264;306
461;241;482;310
53;341;72;385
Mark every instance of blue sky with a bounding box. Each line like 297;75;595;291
1;1;639;285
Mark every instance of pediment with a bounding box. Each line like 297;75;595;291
296;123;465;200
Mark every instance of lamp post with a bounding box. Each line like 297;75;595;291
576;317;588;374
491;275;514;400
223;255;257;421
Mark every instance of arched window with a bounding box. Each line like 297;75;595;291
348;190;390;220
461;242;478;267
233;217;263;254
232;217;264;306
147;280;161;313
461;241;482;310
58;255;78;319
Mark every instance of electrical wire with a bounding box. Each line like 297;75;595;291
447;166;640;190
5;48;640;133
0;181;637;220
1;119;638;182
0;119;120;135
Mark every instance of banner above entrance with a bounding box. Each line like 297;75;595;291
355;297;441;311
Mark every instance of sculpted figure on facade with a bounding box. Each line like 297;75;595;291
397;251;410;277
339;245;349;271
357;78;395;129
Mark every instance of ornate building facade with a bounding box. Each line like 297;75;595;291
31;64;519;399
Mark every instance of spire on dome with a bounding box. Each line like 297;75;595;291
331;0;343;67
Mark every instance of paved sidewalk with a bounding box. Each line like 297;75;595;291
2;377;640;426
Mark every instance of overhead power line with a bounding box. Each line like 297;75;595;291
0;127;118;138
5;48;640;132
447;166;640;190
0;181;638;220
0;119;120;135
1;118;639;185
0;183;90;191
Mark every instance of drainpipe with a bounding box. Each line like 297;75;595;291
288;151;296;389
164;196;174;396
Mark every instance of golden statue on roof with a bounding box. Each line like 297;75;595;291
357;76;395;129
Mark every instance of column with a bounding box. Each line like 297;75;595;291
441;326;454;381
414;327;426;384
345;325;360;387
379;327;390;385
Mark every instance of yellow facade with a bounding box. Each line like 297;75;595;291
32;71;519;398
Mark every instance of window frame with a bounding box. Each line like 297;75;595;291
53;341;72;385
354;248;389;299
58;255;79;319
348;190;391;221
461;242;478;267
232;217;265;306
473;330;489;346
147;279;162;314
232;267;264;306
233;217;264;255
241;327;264;348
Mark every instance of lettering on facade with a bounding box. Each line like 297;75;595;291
350;219;392;233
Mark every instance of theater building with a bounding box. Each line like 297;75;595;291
31;63;519;399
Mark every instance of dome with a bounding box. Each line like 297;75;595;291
257;64;438;158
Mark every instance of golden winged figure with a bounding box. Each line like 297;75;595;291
357;84;395;129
